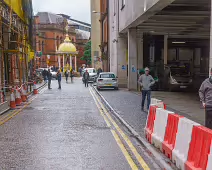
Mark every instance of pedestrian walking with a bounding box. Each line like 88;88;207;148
97;67;103;76
57;70;62;89
83;69;89;87
65;70;69;83
47;69;52;89
70;69;74;83
138;67;155;111
42;69;48;83
199;68;212;129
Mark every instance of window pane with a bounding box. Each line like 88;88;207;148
100;74;115;78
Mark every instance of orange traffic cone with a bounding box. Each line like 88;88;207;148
15;86;22;106
10;89;16;109
33;82;38;94
21;85;27;102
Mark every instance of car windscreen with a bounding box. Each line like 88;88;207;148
100;74;115;78
87;69;96;73
170;67;189;76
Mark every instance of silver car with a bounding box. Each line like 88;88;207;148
96;72;118;90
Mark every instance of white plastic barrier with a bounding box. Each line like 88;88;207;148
172;118;200;170
206;143;212;170
151;108;174;151
151;98;161;105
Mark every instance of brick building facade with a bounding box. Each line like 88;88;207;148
34;12;76;69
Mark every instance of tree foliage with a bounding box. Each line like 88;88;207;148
81;41;91;65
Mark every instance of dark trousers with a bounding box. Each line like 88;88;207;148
141;90;151;110
48;80;51;89
58;80;61;89
65;76;68;82
205;108;212;129
84;79;88;87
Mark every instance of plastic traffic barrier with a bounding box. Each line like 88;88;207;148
151;108;174;151
33;82;38;94
206;143;212;170
185;126;212;170
151;98;161;105
145;105;158;143
10;89;16;109
21;85;27;102
15;86;22;106
162;114;183;159
172;118;200;170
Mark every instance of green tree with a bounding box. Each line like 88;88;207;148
81;41;91;65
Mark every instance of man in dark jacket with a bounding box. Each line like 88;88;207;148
199;68;212;129
57;70;62;89
47;69;52;89
83;70;89;87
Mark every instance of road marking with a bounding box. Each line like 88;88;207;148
89;88;138;170
0;87;47;126
111;130;138;170
90;87;150;170
89;88;111;127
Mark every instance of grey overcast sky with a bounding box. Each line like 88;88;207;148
32;0;91;23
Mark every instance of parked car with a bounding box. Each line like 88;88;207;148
82;68;97;83
51;71;57;79
96;72;118;90
166;65;193;91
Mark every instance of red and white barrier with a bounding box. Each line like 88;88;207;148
151;108;174;151
145;98;212;170
172;118;200;170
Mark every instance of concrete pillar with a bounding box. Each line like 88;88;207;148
70;55;72;70
137;33;143;70
63;55;65;70
58;55;61;69
128;29;138;90
164;35;168;66
117;36;128;88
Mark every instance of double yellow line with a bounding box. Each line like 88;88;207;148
0;87;47;126
89;87;150;170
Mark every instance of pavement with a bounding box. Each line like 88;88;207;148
151;91;204;125
0;82;46;115
0;78;163;170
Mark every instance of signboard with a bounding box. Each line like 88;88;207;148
122;65;126;70
132;65;136;73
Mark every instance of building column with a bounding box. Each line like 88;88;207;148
70;55;72;70
164;35;168;66
116;36;127;88
128;29;138;90
75;56;77;71
58;55;61;69
63;55;65;70
137;33;143;71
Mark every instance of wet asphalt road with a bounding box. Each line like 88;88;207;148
97;89;147;137
0;78;161;170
